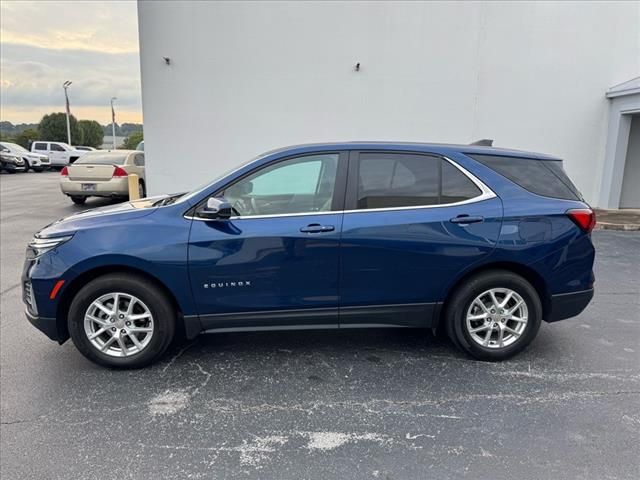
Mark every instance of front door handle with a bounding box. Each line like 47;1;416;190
450;215;484;225
300;224;335;233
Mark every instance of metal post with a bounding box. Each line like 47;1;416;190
63;81;72;145
110;97;117;150
128;174;140;200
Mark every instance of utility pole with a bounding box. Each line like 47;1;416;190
63;81;72;144
110;97;117;150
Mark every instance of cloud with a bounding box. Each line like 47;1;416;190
1;43;141;107
0;1;139;54
0;1;141;123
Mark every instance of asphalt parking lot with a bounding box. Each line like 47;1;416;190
1;171;639;479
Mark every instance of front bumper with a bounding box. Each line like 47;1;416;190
25;156;50;168
2;162;27;172
25;309;61;342
546;288;594;322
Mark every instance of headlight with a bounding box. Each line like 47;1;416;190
27;235;73;258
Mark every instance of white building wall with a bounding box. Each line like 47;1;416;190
138;1;640;204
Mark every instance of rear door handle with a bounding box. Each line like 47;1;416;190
300;224;335;233
450;215;484;225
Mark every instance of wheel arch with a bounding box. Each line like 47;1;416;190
55;264;185;343
437;261;550;330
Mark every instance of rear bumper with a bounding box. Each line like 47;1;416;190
546;288;594;322
25;309;61;342
60;177;129;197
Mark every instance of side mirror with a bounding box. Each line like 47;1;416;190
198;197;233;220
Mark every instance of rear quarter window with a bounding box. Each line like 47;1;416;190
467;154;583;201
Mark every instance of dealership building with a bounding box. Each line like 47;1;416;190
138;1;639;208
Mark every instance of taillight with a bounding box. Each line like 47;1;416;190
60;166;68;176
567;208;596;233
112;166;128;177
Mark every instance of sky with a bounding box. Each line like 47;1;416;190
0;0;142;125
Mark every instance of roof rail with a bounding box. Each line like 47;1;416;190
470;139;493;147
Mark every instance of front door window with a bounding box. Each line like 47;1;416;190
223;154;339;217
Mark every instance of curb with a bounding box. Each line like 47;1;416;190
594;222;640;232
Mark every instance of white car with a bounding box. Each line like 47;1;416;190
0;142;50;172
60;150;146;204
30;141;88;169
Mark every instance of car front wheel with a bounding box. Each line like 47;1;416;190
68;273;176;368
445;270;542;361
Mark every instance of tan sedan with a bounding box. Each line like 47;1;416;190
60;150;145;205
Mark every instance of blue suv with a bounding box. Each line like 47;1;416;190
23;142;595;368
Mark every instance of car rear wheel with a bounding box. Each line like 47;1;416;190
23;159;30;172
68;273;176;368
70;196;87;205
445;270;542;361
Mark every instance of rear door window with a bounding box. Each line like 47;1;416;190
355;153;481;209
50;144;65;152
468;154;582;201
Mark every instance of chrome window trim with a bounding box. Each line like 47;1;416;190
186;156;496;221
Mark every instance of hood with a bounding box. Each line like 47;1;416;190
37;194;172;238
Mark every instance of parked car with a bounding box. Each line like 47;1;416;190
59;150;146;204
30;141;88;169
0;142;50;172
1;152;27;173
75;146;97;151
23;142;595;368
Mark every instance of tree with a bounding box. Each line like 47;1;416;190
38;112;83;145
14;128;39;149
0;131;16;143
123;131;144;150
78;120;104;147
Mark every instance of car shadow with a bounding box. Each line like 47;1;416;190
162;327;468;367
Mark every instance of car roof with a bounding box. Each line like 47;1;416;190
83;150;139;155
263;141;562;161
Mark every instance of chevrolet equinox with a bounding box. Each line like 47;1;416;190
23;142;595;368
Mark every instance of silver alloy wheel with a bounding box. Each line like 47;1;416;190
84;292;154;357
465;288;528;349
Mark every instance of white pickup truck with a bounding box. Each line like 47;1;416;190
31;141;88;168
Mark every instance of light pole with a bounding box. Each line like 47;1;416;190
63;81;72;145
110;97;117;150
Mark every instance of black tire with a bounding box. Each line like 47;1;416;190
71;196;87;205
68;273;176;368
445;270;542;361
139;180;146;199
23;159;30;172
33;167;44;172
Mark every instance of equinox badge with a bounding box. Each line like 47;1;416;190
203;281;252;289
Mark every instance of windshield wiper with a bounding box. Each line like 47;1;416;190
152;193;185;207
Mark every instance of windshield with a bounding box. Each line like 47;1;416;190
74;152;128;165
2;143;28;152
